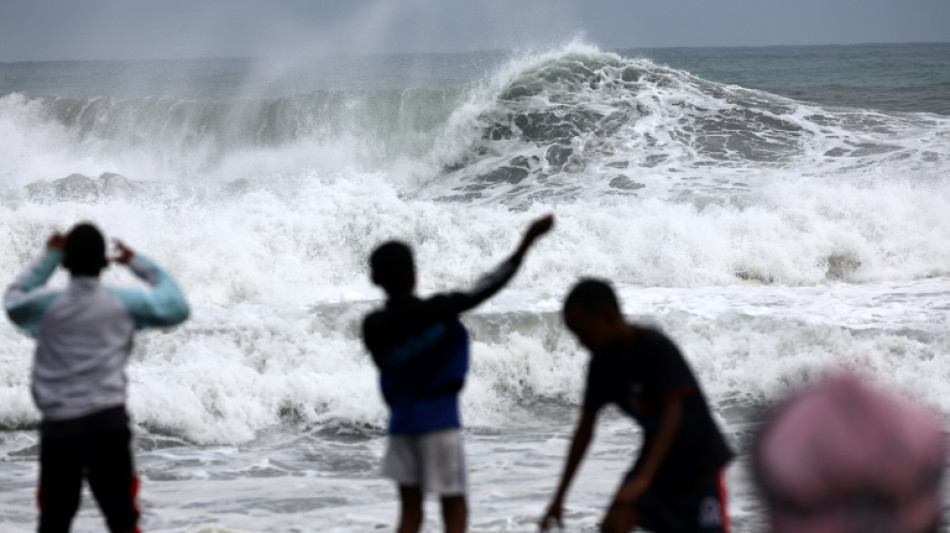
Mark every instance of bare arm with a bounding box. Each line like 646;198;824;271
512;214;554;263
540;408;597;531
431;214;554;317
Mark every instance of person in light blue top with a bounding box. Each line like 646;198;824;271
4;223;189;533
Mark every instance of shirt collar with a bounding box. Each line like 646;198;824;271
69;276;101;290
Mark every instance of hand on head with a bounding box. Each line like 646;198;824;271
50;227;135;265
111;240;135;265
47;233;66;251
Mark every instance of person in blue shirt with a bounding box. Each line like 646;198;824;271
363;214;553;533
4;223;190;533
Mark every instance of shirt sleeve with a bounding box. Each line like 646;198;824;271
363;255;522;368
582;357;610;413
644;331;696;403
109;255;190;329
4;249;63;337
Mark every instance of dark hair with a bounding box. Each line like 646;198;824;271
563;278;620;317
63;223;107;277
370;241;415;295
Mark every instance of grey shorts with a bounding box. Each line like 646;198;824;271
382;428;466;496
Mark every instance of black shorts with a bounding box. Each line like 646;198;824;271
38;407;140;533
627;469;729;533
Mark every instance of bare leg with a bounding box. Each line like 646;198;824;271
441;495;467;533
397;486;423;533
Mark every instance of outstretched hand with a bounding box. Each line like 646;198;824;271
525;214;554;243
516;214;554;258
111;239;135;265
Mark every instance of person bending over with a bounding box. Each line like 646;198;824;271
363;214;553;533
4;223;190;533
540;279;733;533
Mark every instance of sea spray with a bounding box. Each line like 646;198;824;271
0;42;948;531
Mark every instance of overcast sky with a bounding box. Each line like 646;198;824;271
1;0;948;61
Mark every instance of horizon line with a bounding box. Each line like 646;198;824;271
2;40;948;65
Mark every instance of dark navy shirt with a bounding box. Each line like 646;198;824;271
363;257;520;435
583;327;734;487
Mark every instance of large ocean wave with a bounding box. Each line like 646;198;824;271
1;42;949;444
2;43;948;189
1;44;948;297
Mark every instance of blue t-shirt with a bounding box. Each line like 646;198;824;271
362;258;521;435
377;319;469;434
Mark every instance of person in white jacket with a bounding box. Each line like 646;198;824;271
4;223;190;533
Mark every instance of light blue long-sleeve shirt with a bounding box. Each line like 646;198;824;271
4;249;190;421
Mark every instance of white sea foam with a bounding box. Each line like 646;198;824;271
1;41;949;531
1;49;950;442
2;273;947;446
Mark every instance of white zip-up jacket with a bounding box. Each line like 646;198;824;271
4;248;190;422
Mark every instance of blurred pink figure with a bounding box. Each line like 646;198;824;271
753;374;946;533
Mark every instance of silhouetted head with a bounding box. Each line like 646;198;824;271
63;223;108;277
563;278;626;353
370;241;416;297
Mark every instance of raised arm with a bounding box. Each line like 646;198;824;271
4;234;65;336
108;241;190;329
436;214;554;317
540;408;597;532
363;215;553;365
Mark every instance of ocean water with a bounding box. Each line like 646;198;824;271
0;40;949;531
